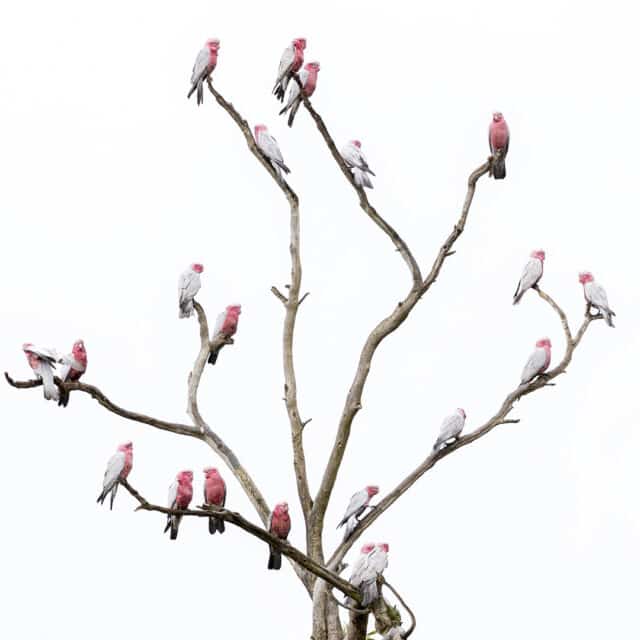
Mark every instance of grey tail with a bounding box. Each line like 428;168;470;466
163;515;171;534
58;386;70;407
513;285;523;305
492;157;506;179
605;309;616;328
208;347;220;365
277;161;291;175
170;516;181;540
109;482;119;511
361;581;378;607
287;100;300;128
209;517;217;535
268;546;282;570
273;82;286;102
187;83;197;99
96;489;107;505
217;519;225;534
196;81;204;106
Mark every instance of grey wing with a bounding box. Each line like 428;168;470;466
521;348;546;383
356;149;374;174
343;489;368;521
275;45;295;84
260;132;286;165
179;272;200;305
341;144;358;168
213;310;225;336
103;451;126;492
191;47;210;85
167;481;178;509
517;259;542;294
589;282;610;308
439;414;462;441
283;81;301;110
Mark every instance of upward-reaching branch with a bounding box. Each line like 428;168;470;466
206;80;314;535
306;110;491;533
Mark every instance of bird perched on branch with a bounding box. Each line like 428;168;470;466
273;38;306;102
579;272;616;327
22;343;59;402
209;304;241;365
358;543;389;606
203;467;227;535
513;250;545;304
164;470;194;540
433;408;466;452
268;502;291;570
187;39;220;105
489;111;509;179
97;442;133;510
520;338;551;384
57;339;88;407
341;140;376;189
279;61;320;127
254;124;290;180
178;263;203;319
337;485;379;541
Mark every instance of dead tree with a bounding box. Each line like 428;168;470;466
6;73;609;640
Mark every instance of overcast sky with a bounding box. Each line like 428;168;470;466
1;1;639;638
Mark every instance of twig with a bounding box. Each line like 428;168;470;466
382;579;416;638
271;286;288;305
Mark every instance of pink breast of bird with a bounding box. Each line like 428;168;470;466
490;121;508;149
272;514;291;538
542;347;551;370
176;482;193;509
122;452;133;479
221;313;239;336
27;352;40;370
208;51;218;71
303;73;317;97
205;478;225;506
292;47;304;72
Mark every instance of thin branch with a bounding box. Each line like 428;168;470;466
119;480;359;601
382;579;416;638
4;373;200;438
312;158;491;539
327;288;599;569
206;80;314;531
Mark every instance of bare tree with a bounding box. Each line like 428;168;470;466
6;73;608;640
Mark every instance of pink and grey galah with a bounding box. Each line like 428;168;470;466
97;442;133;510
579;272;616;327
433;408;466;452
279;61;320;128
164;470;194;540
22;343;59;402
489;112;510;179
57;339;88;407
520;337;552;384
337;486;379;534
254;124;291;180
358;543;389;606
208;304;241;365
348;543;376;600
187;39;220;105
340;140;376;189
203;467;227;535
513;250;546;304
267;501;291;570
273;38;307;102
178;263;204;319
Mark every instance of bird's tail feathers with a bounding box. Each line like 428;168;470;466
109;482;119;511
492;156;506;179
361;581;379;607
268;546;282;570
287;100;301;128
197;81;204;106
208;347;220;365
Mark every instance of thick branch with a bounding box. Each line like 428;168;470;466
328;289;598;569
206;81;313;533
120;480;358;601
312;158;491;534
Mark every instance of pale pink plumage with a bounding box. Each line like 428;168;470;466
204;467;227;535
268;502;291;570
97;442;133;510
489;112;509;179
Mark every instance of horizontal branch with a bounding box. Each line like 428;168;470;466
4;373;200;438
328;288;599;569
120;480;359;600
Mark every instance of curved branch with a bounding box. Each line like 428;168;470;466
205;81;313;532
382;579;416;638
120;481;359;601
328;289;598;569
300;93;422;288
5;373;200;438
312;159;491;535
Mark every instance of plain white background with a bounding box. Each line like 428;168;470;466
1;1;638;638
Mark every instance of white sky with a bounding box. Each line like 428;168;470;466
1;1;639;638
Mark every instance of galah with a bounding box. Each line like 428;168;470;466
489;111;509;179
273;38;306;102
520;337;552;384
187;39;220;105
203;467;227;535
513;250;546;304
96;442;133;510
208;304;241;365
267;501;291;570
433;408;466;452
579;271;616;327
178;263;204;319
57;339;88;407
22;343;59;402
341;140;376;189
279;61;320;128
342;515;359;542
337;485;379;531
164;470;194;541
254;124;291;180
348;543;376;590
359;543;389;606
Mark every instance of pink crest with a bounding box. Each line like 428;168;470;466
366;485;380;497
294;38;307;50
457;408;467;419
578;271;594;284
361;543;375;554
351;140;362;148
531;249;546;261
191;263;204;274
378;543;390;553
535;337;551;348
492;111;504;122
